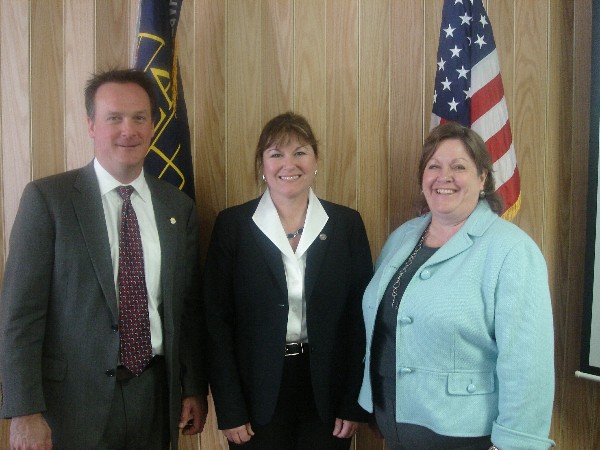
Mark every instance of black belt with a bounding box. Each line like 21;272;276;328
115;355;165;382
285;342;309;357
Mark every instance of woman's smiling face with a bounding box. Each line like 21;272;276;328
262;134;318;203
422;138;486;224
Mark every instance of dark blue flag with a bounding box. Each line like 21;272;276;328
134;0;195;199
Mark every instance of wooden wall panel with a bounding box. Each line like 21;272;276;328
200;394;229;450
554;2;600;448
262;0;293;120
1;0;30;250
390;0;425;231
512;0;548;243
129;0;139;62
326;0;358;207
194;0;226;260
1;1;599;449
358;0;389;256
179;427;202;449
96;0;132;69
65;0;95;171
31;1;64;179
487;0;515;130
227;0;262;206
546;1;575;445
185;10;228;446
562;1;599;447
295;0;326;196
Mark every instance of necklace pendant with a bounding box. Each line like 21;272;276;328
286;227;304;240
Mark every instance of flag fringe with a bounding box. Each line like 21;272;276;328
501;192;521;222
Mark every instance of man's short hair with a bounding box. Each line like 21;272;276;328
84;68;158;121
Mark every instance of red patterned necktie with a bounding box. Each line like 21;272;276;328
117;185;152;376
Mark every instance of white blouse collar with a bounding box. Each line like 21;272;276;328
252;188;329;258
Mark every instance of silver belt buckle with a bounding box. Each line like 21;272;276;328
285;342;303;356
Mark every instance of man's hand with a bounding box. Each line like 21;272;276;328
10;413;52;450
223;423;254;444
179;395;208;435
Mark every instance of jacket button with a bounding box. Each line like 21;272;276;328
399;316;413;325
399;367;412;374
467;383;477;393
105;369;116;377
420;269;431;280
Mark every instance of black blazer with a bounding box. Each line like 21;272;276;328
203;195;373;430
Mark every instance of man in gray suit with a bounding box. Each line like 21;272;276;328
0;69;207;449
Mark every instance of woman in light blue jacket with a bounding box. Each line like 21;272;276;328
359;122;555;450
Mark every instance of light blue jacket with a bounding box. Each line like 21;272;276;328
359;202;555;450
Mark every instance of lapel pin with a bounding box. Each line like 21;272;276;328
170;217;176;224
319;233;327;240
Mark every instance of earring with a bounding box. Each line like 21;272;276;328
479;190;486;199
262;174;266;182
314;170;318;176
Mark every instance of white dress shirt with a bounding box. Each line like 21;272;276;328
94;159;164;355
252;188;328;343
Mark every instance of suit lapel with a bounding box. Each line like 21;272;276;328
249;218;288;295
72;162;118;320
304;218;332;301
425;203;496;266
146;177;178;326
377;220;427;300
418;201;499;264
427;233;473;266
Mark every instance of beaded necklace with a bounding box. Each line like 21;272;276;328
391;224;430;309
286;227;304;240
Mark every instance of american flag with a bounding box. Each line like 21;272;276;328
431;0;520;220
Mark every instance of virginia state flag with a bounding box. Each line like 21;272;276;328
134;0;195;199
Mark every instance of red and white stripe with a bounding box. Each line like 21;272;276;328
431;48;521;220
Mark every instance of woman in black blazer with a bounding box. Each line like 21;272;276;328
203;112;373;449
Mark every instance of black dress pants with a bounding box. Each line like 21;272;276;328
230;351;351;450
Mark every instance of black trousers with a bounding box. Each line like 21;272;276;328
97;357;170;450
230;352;351;450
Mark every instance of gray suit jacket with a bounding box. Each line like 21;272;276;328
0;162;206;449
